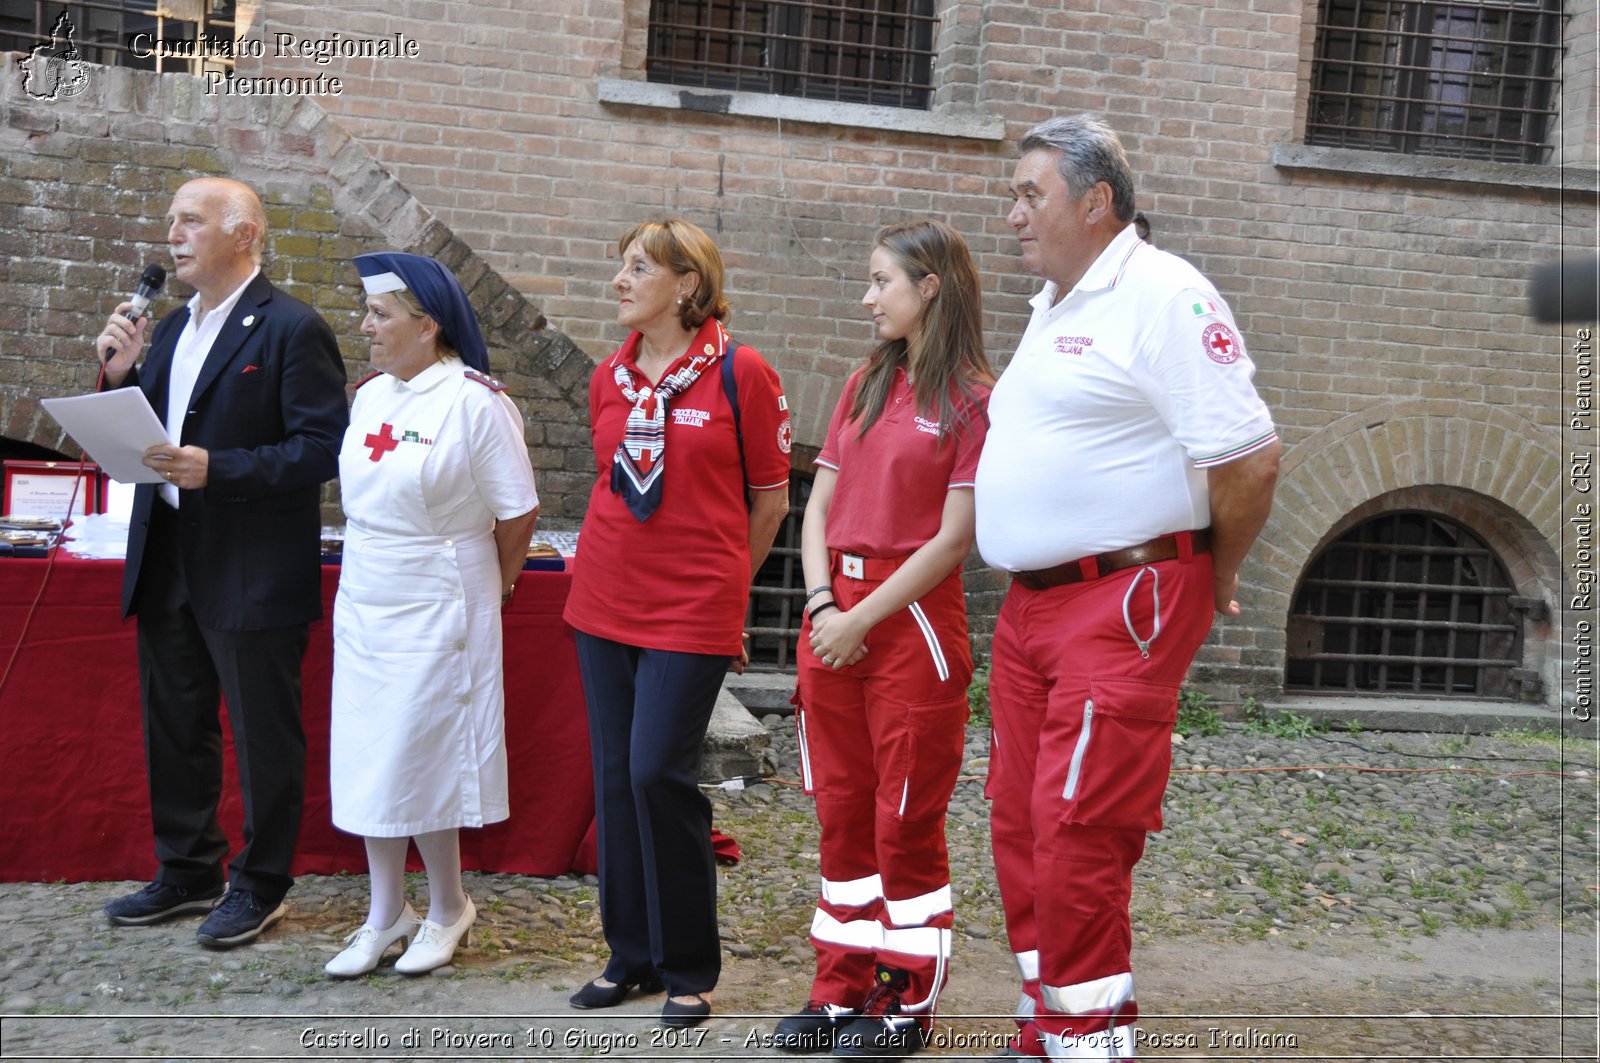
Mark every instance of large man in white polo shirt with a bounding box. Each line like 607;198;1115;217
974;116;1280;1061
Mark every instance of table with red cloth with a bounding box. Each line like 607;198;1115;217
0;553;598;883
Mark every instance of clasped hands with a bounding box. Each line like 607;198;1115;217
808;604;869;671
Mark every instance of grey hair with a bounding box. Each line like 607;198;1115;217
1017;114;1137;224
216;181;267;262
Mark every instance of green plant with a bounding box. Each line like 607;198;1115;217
1241;697;1318;739
1176;689;1224;737
967;661;991;727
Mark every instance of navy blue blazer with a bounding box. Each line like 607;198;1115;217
117;272;349;630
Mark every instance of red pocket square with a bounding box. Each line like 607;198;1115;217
240;364;260;373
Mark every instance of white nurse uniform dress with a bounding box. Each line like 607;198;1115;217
330;355;537;837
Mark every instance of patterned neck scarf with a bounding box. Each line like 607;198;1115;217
609;332;721;521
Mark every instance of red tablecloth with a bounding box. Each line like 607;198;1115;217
0;553;597;882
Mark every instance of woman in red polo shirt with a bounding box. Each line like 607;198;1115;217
773;220;993;1059
563;218;791;1029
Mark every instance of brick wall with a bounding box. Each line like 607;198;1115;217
5;0;1595;713
0;55;594;521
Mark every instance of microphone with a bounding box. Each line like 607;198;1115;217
122;264;166;322
102;264;166;363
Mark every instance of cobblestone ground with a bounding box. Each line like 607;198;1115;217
1;718;1595;1062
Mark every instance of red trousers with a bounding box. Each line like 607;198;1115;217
986;552;1214;1060
795;563;972;1017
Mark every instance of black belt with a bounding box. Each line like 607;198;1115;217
1011;529;1211;591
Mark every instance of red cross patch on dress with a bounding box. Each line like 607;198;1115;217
364;422;400;462
1202;322;1242;365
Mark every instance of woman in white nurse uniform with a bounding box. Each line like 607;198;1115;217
324;252;539;978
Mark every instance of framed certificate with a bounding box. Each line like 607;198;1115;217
2;460;102;519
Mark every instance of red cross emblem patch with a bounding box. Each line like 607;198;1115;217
1202;322;1241;365
364;422;400;462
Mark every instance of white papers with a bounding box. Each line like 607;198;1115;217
59;511;130;560
102;479;136;521
39;390;171;484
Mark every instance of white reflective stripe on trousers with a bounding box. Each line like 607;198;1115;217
809;906;884;951
880;923;951;960
884;884;951;926
1015;948;1041;982
1040;971;1134;1015
796;706;814;791
907;601;950;682
820;872;884;908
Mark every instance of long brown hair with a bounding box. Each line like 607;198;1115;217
849;219;994;442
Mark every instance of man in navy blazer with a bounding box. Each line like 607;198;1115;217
94;177;348;948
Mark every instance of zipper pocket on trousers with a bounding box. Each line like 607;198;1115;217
1062;699;1094;799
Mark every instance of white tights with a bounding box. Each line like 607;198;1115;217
363;829;467;929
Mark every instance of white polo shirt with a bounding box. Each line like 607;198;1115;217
975;225;1276;572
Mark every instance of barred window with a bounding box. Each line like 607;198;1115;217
647;0;936;110
1305;0;1565;164
1285;511;1540;699
745;475;809;672
0;1;239;75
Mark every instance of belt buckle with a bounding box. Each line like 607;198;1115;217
841;553;866;580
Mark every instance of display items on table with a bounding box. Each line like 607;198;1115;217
312;525;568;570
0;559;596;882
534;528;579;558
319;525;344;561
2;460;104;521
0;516;64;554
525;531;566;570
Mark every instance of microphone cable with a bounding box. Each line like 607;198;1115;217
0;359;111;700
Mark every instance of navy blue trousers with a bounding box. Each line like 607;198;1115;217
134;500;308;907
575;632;728;996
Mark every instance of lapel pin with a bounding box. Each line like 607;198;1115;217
242;314;256;327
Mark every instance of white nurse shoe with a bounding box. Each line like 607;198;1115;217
324;903;421;978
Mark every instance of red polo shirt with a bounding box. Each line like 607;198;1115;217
565;321;791;656
818;366;990;558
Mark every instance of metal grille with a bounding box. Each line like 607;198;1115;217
0;1;239;74
744;475;810;672
1285;511;1527;698
647;0;936;110
1306;0;1565;164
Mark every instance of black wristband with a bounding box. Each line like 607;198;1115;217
806;600;839;621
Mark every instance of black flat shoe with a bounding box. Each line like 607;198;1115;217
661;994;712;1028
568;974;664;1009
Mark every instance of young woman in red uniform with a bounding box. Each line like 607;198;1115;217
775;220;993;1059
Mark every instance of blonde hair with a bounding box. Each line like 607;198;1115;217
616;217;730;331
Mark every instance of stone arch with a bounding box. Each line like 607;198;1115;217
1246;400;1564;704
1;62;596;518
0;394;67;461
